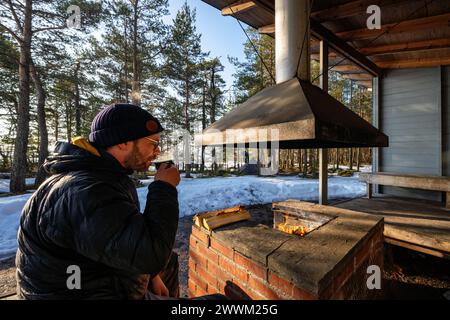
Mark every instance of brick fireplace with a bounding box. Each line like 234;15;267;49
188;200;384;300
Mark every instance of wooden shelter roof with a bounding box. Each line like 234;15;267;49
202;0;450;88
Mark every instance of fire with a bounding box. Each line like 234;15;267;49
278;222;306;236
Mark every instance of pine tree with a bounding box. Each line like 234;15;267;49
164;2;206;177
0;0;102;192
92;0;169;106
228;28;274;103
0;35;19;170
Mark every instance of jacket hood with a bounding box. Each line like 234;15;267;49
43;137;133;175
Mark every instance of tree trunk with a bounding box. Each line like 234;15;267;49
74;61;81;136
209;74;217;173
356;148;361;171
10;0;33;193
30;60;49;187
131;0;141;106
309;149;315;175
124;16;129;103
336;148;340;169
54;108;59;142
212;147;217;172
349;148;353;170
201;73;207;172
223;146;227;170
66;103;72;142
184;79;191;178
302;149;307;177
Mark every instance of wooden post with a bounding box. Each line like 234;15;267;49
319;40;328;205
319;149;328;204
367;183;373;199
446;192;450;209
372;77;381;194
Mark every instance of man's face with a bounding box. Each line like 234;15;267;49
123;133;161;171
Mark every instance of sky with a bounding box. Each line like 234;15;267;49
166;0;248;91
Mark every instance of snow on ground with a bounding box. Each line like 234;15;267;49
0;193;31;260
0;174;366;260
0;178;36;193
156;175;365;217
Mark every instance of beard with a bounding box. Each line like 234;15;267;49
123;141;156;171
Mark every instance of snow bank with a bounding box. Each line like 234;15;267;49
150;175;365;217
136;175;366;216
0;193;32;260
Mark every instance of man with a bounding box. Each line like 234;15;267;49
16;103;182;299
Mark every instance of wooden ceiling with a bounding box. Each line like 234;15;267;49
202;0;450;88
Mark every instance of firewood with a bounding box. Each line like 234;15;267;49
203;209;251;231
193;206;242;227
193;206;250;230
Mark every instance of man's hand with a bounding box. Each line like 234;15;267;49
155;163;180;188
150;274;169;297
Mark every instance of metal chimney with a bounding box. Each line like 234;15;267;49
275;0;310;83
200;0;388;149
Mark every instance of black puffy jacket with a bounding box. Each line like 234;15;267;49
15;140;179;299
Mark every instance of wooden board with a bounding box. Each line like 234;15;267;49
203;210;251;230
334;195;450;255
385;237;450;260
359;172;450;192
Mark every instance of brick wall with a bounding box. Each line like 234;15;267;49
188;221;384;300
323;221;385;299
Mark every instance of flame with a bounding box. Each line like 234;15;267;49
278;222;306;236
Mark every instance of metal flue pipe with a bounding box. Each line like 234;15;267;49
275;0;310;83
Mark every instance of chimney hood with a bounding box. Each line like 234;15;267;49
201;0;388;149
201;77;388;148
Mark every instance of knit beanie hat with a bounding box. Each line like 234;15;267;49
89;103;164;148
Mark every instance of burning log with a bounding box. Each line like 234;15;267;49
278;221;307;236
273;201;336;237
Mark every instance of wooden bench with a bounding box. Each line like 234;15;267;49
359;172;450;208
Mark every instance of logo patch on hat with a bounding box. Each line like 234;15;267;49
146;120;159;133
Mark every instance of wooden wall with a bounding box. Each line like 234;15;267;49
444;66;450;177
377;67;448;201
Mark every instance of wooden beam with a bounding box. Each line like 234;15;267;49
222;1;256;16
311;19;382;76
341;73;373;81
258;23;274;34
359;38;450;56
252;2;381;76
337;13;450;41
355;80;372;87
385;237;450;259
311;52;337;60
375;57;450;69
311;0;409;23
359;172;450;192
252;0;274;15
330;64;363;72
319;41;328;205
